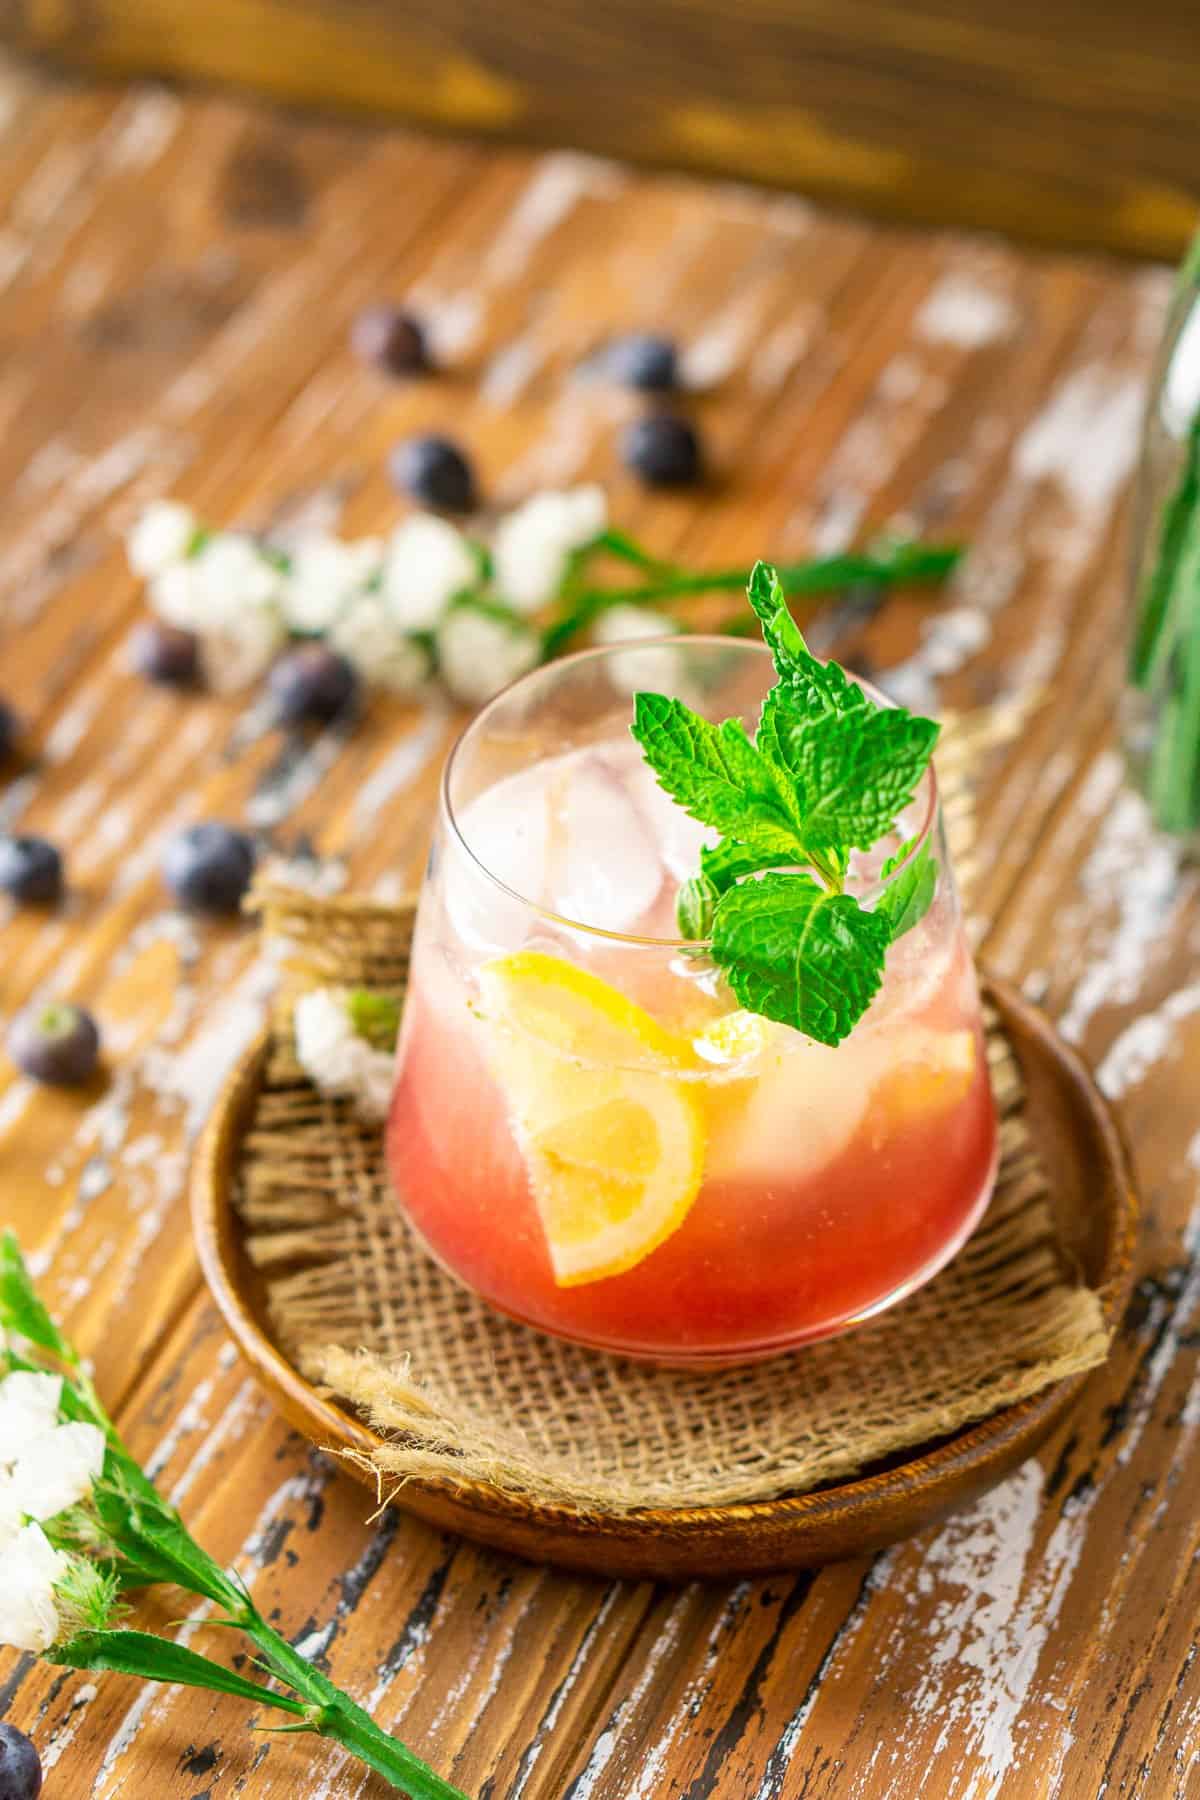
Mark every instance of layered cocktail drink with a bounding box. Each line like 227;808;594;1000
388;623;997;1364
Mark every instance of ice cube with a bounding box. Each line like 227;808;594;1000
551;755;665;932
444;763;552;952
624;758;717;882
706;1035;872;1184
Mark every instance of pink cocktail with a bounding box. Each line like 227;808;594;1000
388;638;998;1364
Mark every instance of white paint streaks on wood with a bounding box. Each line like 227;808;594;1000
1058;787;1184;1043
353;703;449;830
565;1590;695;1799
1015;365;1144;515
916;273;1017;349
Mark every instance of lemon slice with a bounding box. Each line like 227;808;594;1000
478;953;704;1287
691;1009;773;1067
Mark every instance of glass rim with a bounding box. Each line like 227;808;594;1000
439;634;940;949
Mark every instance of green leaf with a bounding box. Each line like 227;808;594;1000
347;988;402;1050
630;694;805;859
711;873;891;1046
876;836;938;940
748;564;873;724
50;1630;308;1714
746;561;810;674
793;708;940;853
699;838;782;892
676;874;718;940
0;1233;77;1364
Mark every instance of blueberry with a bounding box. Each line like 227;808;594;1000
129;620;201;687
351;304;428;376
0;837;63;905
605;333;678;392
0;698;15;759
163;823;256;914
8;1002;100;1087
0;1723;42;1800
620;414;702;487
388;434;477;512
267;645;360;726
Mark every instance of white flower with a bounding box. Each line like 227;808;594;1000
127;500;197;579
281;534;383;634
492;485;607;613
150;532;289;690
0;1371;63;1460
329;595;432;695
198;607;289;694
8;1421;106;1524
382;515;477;631
0;1522;66;1652
150;533;284;632
436;607;541;706
593;603;692;699
294;990;394;1122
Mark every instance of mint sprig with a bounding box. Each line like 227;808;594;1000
630;561;941;1047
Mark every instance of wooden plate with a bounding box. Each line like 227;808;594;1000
191;978;1138;1580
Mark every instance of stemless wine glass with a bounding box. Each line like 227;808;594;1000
387;638;999;1365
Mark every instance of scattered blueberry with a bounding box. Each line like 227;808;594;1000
0;837;63;905
388;434;477;512
129;620;201;687
8;1002;100;1088
267;645;360;726
163;823;256;914
0;1723;42;1799
351;304;428;376
620;414;702;487
0;698;15;759
604;333;678;392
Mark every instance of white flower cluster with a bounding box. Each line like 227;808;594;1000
126;484;608;707
0;1370;106;1652
592;603;686;696
293;989;395;1121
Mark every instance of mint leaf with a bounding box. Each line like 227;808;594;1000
749;563;871;723
712;873;891;1046
636;560;943;1044
631;693;805;860
747;560;810;676
676;874;718;939
876;836;937;940
793;708;940;853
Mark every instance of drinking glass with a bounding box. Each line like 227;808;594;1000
387;638;999;1364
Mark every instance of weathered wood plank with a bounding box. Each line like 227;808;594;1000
4;1;1200;257
0;62;1195;1800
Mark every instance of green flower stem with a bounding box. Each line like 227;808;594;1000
241;1612;467;1799
1130;415;1200;690
1146;499;1200;833
542;540;962;658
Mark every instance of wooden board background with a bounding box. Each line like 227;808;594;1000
0;48;1198;1799
1;0;1199;261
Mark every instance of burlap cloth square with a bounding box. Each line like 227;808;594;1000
236;701;1110;1514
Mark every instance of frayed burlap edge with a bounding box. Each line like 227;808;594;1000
237;696;1112;1516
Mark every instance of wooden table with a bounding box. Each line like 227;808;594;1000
0;54;1196;1800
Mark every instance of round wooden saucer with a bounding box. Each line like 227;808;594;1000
191;978;1137;1580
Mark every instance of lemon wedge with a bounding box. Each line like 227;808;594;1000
691;1009;773;1067
478;953;704;1287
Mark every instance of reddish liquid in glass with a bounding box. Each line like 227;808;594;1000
388;960;998;1362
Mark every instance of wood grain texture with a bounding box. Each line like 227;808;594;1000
3;0;1200;259
0;51;1195;1798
